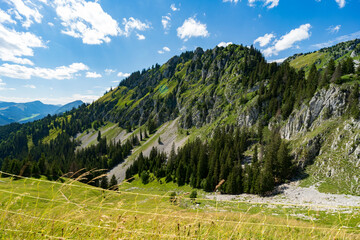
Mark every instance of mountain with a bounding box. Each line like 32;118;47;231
0;41;359;196
286;39;360;74
0;100;84;126
54;100;84;115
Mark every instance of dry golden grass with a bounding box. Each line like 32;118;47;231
1;171;359;239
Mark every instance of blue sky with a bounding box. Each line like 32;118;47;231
0;0;359;104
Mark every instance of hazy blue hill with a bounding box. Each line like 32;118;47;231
55;100;84;114
0;100;84;126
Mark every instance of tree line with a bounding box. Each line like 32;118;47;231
126;125;293;195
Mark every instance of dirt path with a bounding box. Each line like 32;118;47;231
206;181;360;209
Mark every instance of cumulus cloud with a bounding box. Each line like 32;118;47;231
263;23;311;57
217;42;233;47
177;17;209;41
328;25;341;34
0;9;16;24
170;3;180;11
0;23;46;65
254;33;275;47
158;46;170;54
248;0;279;8
54;0;121;44
122;17;150;37
136;33;145;40
23;84;36;89
268;57;286;63
223;0;240;3
105;69;115;75
6;0;43;28
86;71;102;78
335;0;346;8
0;62;88;79
117;72;130;78
48;22;54;27
162;15;171;31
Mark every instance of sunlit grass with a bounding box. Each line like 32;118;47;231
0;172;359;239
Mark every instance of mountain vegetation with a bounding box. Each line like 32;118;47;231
0;39;360;195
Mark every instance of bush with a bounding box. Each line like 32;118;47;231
190;190;197;200
169;191;177;204
140;171;150;184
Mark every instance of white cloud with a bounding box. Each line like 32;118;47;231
0;62;88;79
48;22;54;27
0;9;16;24
6;0;43;28
328;25;341;34
177;17;209;41
170;3;180;11
264;0;279;8
0;23;45;65
217;42;233;47
254;33;275;47
335;0;346;8
23;84;36;89
105;69;115;75
223;0;240;3
247;0;279;8
162;15;171;31
136;33;145;40
268;57;286;63
180;46;187;51
0;79;15;91
54;0;121;44
86;71;102;78
158;46;171;54
117;72;130;78
263;23;311;57
312;31;360;49
122;17;150;37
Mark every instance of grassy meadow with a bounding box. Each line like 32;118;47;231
0;172;360;239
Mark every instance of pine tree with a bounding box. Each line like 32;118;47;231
306;64;319;98
331;63;342;84
97;131;101;142
100;176;109;189
277;141;292;182
109;175;118;190
39;153;46;175
196;147;208;187
32;163;41;178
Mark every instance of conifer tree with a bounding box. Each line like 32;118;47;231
109;175;118;190
331;63;342;84
277;141;292;182
100;176;109;189
307;64;319;98
97;131;101;142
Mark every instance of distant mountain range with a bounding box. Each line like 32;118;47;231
0;100;84;126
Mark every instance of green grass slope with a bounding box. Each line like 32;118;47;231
287;39;360;74
1;173;360;239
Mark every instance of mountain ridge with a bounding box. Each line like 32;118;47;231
0;100;84;126
0;40;359;195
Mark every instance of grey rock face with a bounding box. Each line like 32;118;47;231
281;85;348;140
